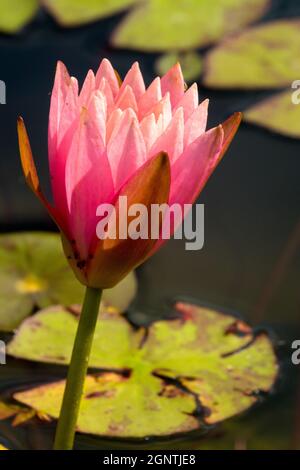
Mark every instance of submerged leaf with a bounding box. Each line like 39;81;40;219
244;90;300;139
112;0;270;51
11;302;278;438
0;0;38;33
42;0;138;26
155;52;203;83
203;20;300;89
0;233;137;332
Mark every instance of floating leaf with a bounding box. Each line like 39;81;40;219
0;399;36;427
0;233;137;332
41;0;138;26
203;20;300;89
244;90;300;139
0;0;39;33
112;0;270;52
155;52;203;83
14;373;198;438
11;302;278;438
0;401;21;420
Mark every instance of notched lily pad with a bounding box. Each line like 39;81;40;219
10;302;278;438
203;20;300;89
244;90;300;139
112;0;270;51
41;0;138;26
0;232;137;332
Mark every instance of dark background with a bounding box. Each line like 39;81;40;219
0;0;300;450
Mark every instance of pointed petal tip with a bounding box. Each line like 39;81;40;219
131;61;140;69
55;60;70;79
153;151;171;174
17;115;24;126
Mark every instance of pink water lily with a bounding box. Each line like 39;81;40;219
18;59;241;288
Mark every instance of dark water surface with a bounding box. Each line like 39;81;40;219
0;0;300;449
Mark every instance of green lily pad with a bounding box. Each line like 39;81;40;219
203;20;300;89
0;233;137;332
42;0;138;26
244;90;300;139
10;302;278;438
0;0;39;33
155;52;203;83
112;0;270;52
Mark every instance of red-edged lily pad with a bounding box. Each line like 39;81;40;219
9;302;278;438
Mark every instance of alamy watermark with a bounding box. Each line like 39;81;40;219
0;340;6;365
291;340;300;365
291;80;300;104
96;198;205;251
0;80;6;104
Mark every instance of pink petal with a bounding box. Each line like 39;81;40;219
149;92;172;130
97;77;114;114
115;85;138;114
88;91;107;144
171;125;224;207
48;61;71;162
79;70;95;106
140;113;157;152
65;109;114;259
184;98;209;146
108;110;146;191
95;58;119;97
148;126;224;257
175;83;198;121
106;108;124;144
161;62;185;108
50;77;79;221
119;62;145;101
150;107;184;163
138;77;162;118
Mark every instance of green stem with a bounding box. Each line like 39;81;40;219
53;286;102;450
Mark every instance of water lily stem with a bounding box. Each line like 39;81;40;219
53;286;103;450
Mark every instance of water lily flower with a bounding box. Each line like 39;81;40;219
17;59;241;450
18;59;241;289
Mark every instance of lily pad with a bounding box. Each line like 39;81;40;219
244;90;300;139
112;0;270;51
0;401;21;421
0;0;39;33
41;0;138;26
0;233;137;332
203;20;300;89
155;52;203;83
0;399;35;427
10;302;278;438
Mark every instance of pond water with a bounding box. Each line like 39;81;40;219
0;0;300;450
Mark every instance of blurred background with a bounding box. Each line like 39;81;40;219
0;0;300;450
